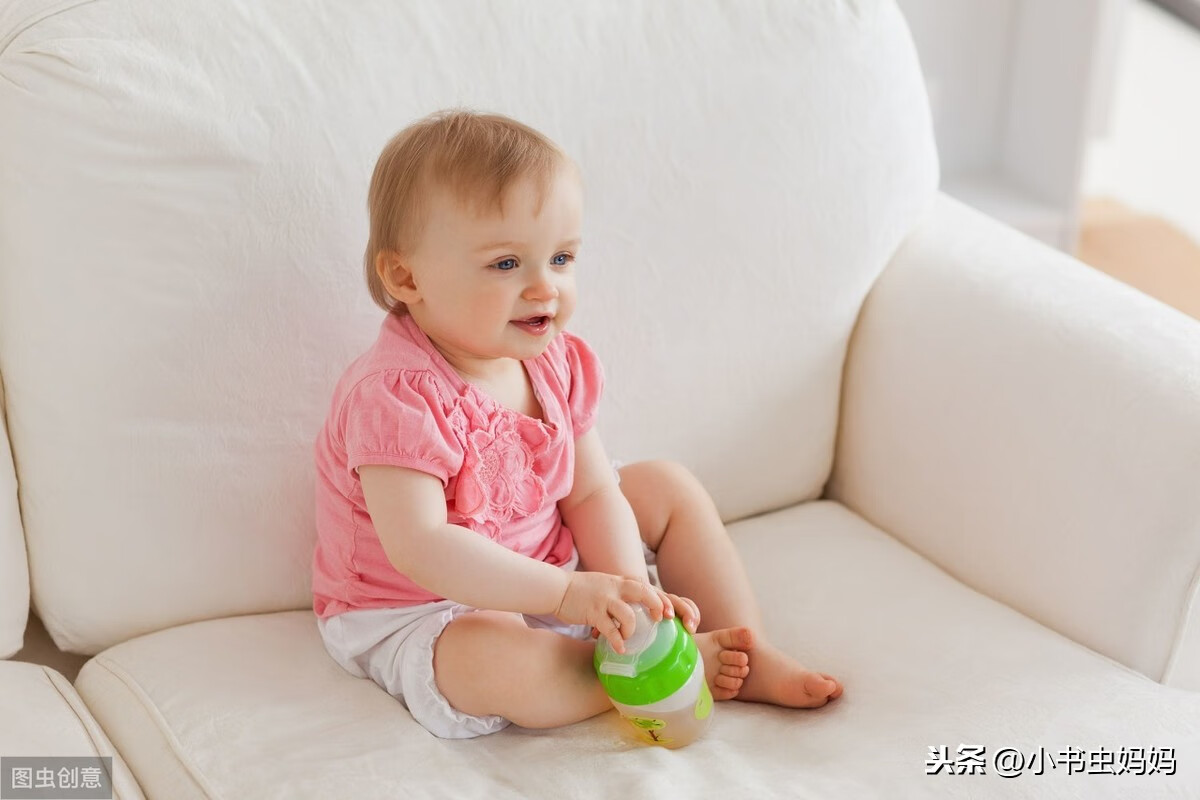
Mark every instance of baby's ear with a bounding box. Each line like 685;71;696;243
376;251;420;303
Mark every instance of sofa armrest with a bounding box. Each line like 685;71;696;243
825;192;1200;690
1;367;30;658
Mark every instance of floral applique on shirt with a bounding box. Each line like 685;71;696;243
448;391;552;540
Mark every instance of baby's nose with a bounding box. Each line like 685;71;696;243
525;275;560;298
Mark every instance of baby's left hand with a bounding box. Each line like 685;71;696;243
589;589;700;639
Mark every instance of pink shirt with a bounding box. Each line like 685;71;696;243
311;312;604;619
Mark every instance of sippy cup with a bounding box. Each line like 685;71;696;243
593;603;713;748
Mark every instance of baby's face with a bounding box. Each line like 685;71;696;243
404;164;583;371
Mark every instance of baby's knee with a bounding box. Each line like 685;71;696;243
432;611;527;712
640;459;708;508
433;610;596;724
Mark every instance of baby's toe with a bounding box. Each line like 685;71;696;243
714;626;755;652
803;672;840;700
711;685;740;701
719;650;749;668
720;662;750;679
715;674;744;692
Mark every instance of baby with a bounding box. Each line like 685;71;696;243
312;108;843;739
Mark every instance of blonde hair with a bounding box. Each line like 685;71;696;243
364;108;569;315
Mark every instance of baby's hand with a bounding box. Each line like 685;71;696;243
555;571;664;654
589;590;702;640
655;590;701;634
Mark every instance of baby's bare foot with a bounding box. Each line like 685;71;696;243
738;641;843;708
693;627;754;701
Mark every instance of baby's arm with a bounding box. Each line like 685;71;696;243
361;463;665;651
360;465;570;615
558;429;650;583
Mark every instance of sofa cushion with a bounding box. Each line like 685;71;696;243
0;661;144;799
74;502;1200;798
0;0;937;654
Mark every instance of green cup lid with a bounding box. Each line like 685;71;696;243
593;606;699;706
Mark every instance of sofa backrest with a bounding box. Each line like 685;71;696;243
0;370;28;658
0;0;937;654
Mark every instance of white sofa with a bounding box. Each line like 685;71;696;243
2;1;1199;797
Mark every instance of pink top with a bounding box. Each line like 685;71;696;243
311;312;604;618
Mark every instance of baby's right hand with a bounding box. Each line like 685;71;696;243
554;572;664;654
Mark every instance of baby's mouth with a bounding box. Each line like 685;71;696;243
511;315;553;334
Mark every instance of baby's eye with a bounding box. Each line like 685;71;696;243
552;252;575;266
492;258;518;271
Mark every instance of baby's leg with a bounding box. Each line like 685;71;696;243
619;460;844;708
433;609;611;729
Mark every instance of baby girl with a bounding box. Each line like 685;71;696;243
312;108;843;739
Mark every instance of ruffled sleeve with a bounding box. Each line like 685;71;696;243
561;330;605;438
340;369;464;487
